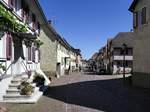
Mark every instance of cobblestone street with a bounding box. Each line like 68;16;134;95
1;73;150;112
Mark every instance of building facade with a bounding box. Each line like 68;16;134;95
0;0;52;102
109;32;134;74
39;23;57;77
56;37;82;76
129;0;150;88
91;32;134;75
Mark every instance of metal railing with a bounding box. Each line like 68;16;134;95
0;60;14;80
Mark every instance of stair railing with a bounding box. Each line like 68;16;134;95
20;60;31;78
0;60;15;81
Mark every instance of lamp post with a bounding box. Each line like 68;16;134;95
122;43;127;85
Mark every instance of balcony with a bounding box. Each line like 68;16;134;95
113;55;133;61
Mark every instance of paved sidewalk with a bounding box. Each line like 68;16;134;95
1;72;150;112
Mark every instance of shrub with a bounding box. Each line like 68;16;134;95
33;73;45;86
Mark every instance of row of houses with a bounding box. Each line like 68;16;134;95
90;32;134;75
91;0;150;89
0;0;82;103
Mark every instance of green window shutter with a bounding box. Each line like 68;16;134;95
133;12;138;28
142;7;146;24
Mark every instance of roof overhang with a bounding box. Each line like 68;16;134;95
18;33;37;39
129;0;139;12
12;32;37;40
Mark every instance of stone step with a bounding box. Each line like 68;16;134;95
3;94;32;100
3;91;43;103
6;89;20;94
13;77;28;82
11;81;21;85
9;83;20;89
6;87;39;95
11;79;22;83
9;83;36;89
13;75;28;81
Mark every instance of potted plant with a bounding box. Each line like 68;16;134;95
0;64;6;72
20;83;34;96
18;81;30;89
0;64;6;80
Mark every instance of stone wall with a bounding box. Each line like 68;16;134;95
39;29;57;76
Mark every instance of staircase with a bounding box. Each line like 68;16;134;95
3;75;43;103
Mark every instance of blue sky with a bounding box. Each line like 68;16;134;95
39;0;133;59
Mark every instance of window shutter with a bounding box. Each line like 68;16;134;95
28;47;31;61
32;46;35;62
38;49;41;62
6;34;12;60
142;7;146;24
133;12;138;28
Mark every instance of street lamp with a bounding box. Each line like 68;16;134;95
122;43;127;85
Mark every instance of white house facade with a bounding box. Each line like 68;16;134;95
0;0;50;103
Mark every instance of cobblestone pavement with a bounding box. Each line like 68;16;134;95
1;72;150;112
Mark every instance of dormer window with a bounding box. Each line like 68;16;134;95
133;7;147;29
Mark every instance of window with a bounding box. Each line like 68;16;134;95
21;0;25;19
127;48;133;55
37;22;40;35
21;1;29;22
8;0;14;9
27;46;36;62
32;14;36;30
133;7;147;29
117;61;120;67
114;48;121;55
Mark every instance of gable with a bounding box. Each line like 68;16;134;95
111;32;134;48
129;0;139;12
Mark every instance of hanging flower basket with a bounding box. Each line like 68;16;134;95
34;39;44;48
24;39;33;47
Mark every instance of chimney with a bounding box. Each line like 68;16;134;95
48;20;52;25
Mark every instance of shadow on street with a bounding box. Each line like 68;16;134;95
44;78;150;112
